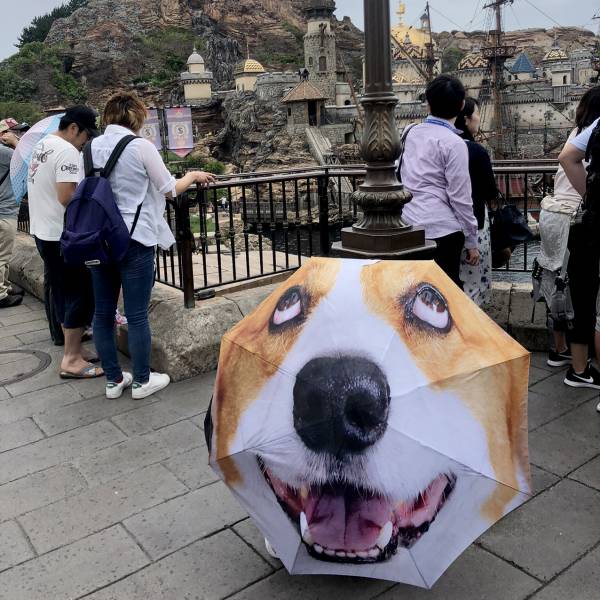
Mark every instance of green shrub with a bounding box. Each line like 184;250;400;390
0;101;44;124
17;0;89;47
0;42;87;103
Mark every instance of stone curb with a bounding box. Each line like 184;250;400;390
9;235;549;381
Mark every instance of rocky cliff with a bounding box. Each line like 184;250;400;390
36;0;363;105
435;26;598;64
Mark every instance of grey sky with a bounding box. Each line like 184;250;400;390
2;0;599;60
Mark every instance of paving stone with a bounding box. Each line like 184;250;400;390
0;336;25;350
529;366;553;386
529;400;600;475
84;529;271;600
527;389;585;432
0;465;87;522
0;310;47;328
14;329;52;346
0;305;32;319
0;383;82;425
0;420;125;485
529;353;556;372
232;518;282;569
0;521;34;572
528;371;598;407
75;422;199;486
19;464;186;555
479;479;600;581
0;525;148;600
0;419;44;453
569;454;600;491
232;568;395;600
531;546;600;600
0;319;48;341
111;402;187;436
530;465;560;496
374;546;540;599
163;445;218;490
154;372;215;417
124;482;247;559
150;419;204;456
21;296;44;310
32;394;155;436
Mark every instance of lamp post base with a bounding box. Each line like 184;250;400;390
331;228;437;260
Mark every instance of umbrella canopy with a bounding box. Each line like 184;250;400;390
10;114;64;204
206;258;531;588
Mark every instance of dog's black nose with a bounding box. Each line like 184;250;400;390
293;356;390;457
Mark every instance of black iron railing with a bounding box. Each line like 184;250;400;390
17;162;559;307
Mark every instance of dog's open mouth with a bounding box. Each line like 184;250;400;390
262;465;456;563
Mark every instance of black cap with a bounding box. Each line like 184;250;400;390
63;105;99;137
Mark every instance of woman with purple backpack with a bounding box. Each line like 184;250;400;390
88;91;215;400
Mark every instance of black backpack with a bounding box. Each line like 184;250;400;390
582;121;600;245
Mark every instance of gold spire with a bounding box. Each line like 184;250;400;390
397;1;406;25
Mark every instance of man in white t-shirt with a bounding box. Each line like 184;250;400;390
27;106;103;380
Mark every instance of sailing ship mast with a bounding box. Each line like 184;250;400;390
481;0;516;158
424;2;436;82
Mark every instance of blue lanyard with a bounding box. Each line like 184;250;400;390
425;116;460;134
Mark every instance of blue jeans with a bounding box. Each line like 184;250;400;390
90;241;155;384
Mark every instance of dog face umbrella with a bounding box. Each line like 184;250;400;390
206;258;530;588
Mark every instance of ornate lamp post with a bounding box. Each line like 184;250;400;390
332;0;434;258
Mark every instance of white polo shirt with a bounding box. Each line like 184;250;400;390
89;124;177;250
27;135;82;242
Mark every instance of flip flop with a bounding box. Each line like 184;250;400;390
84;356;101;364
60;365;104;380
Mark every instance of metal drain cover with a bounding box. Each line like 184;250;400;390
0;350;52;386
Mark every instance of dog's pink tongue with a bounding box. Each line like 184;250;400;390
304;490;393;551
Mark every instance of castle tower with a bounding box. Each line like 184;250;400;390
181;47;213;103
303;0;337;103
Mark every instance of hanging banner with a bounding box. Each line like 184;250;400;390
141;109;162;151
165;107;194;158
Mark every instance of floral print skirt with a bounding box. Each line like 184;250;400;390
460;211;492;307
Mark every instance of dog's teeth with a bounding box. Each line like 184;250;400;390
376;521;393;550
313;544;323;554
357;550;369;559
346;552;357;558
300;486;309;500
324;549;336;557
368;548;380;558
336;551;347;558
300;512;313;545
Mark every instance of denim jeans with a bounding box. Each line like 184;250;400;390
90;241;155;384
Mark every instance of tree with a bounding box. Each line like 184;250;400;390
442;47;467;74
17;0;88;48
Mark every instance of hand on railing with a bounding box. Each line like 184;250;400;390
190;171;216;188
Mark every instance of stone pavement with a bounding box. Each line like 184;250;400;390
0;295;599;600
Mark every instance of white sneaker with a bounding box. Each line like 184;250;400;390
132;372;170;400
106;372;133;399
597;400;600;414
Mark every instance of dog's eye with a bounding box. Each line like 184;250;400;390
406;284;452;333
270;286;307;332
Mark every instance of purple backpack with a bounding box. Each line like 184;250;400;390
60;135;141;266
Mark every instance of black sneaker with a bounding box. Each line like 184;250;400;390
0;294;23;309
548;347;572;368
564;365;600;390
